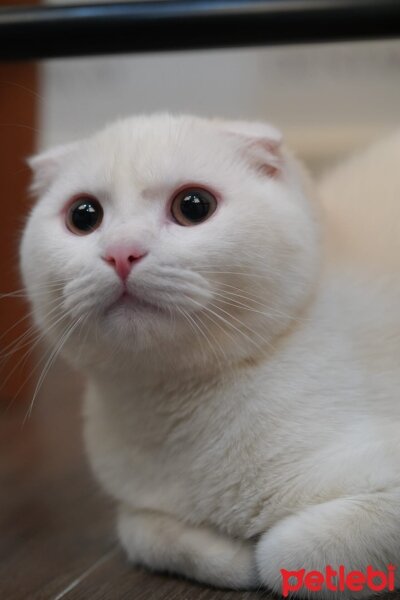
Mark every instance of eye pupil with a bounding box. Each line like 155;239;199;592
172;188;217;226
67;197;103;235
180;193;210;222
72;203;96;230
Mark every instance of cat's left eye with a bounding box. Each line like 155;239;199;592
171;187;217;226
66;196;103;235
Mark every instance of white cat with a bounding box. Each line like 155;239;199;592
20;115;400;598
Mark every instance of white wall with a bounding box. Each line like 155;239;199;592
39;40;400;173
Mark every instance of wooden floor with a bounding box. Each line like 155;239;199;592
0;359;272;600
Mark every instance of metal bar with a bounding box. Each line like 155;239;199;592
1;0;400;61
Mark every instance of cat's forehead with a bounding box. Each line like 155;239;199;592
82;115;239;191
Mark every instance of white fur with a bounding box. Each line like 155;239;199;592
20;115;400;597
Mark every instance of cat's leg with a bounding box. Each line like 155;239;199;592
256;488;400;599
117;506;259;588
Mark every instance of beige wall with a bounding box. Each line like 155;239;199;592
39;40;400;173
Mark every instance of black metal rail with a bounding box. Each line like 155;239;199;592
1;0;400;61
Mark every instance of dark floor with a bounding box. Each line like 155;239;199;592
1;360;399;600
0;360;272;600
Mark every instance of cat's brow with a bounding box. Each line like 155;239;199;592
141;182;181;201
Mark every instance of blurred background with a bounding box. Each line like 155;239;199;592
39;40;400;172
1;0;400;406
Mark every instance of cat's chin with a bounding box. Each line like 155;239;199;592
99;291;174;344
105;291;168;318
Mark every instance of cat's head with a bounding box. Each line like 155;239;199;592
20;114;320;376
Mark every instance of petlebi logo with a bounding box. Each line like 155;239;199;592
280;565;396;597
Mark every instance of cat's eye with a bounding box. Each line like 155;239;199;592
66;196;103;235
171;187;217;226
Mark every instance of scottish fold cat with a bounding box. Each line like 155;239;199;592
20;115;400;597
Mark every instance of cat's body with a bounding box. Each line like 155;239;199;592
85;273;400;593
20;116;400;597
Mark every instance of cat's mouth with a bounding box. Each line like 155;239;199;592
105;290;167;316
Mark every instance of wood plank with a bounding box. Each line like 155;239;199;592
58;551;265;600
0;361;114;600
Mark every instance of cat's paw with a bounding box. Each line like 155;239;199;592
118;508;259;589
255;496;396;599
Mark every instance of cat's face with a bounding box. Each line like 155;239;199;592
20;114;320;375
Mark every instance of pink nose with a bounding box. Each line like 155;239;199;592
103;246;146;281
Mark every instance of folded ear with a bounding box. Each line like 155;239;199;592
27;141;78;196
218;120;283;178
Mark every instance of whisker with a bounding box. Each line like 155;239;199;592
0;122;41;135
191;311;226;373
206;305;267;353
210;291;296;325
196;306;241;362
208;300;275;351
0;297;65;358
0;79;46;102
73;312;92;363
0;309;72;396
0;311;38;347
0;293;64;344
175;306;205;361
195;310;245;382
0;280;70;301
195;268;282;279
211;282;309;322
211;283;270;307
22;315;85;424
185;296;269;357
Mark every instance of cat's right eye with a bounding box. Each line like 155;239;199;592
66;196;103;235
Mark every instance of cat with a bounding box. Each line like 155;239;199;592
20;114;400;598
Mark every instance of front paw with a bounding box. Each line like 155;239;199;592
118;507;259;589
255;500;398;599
